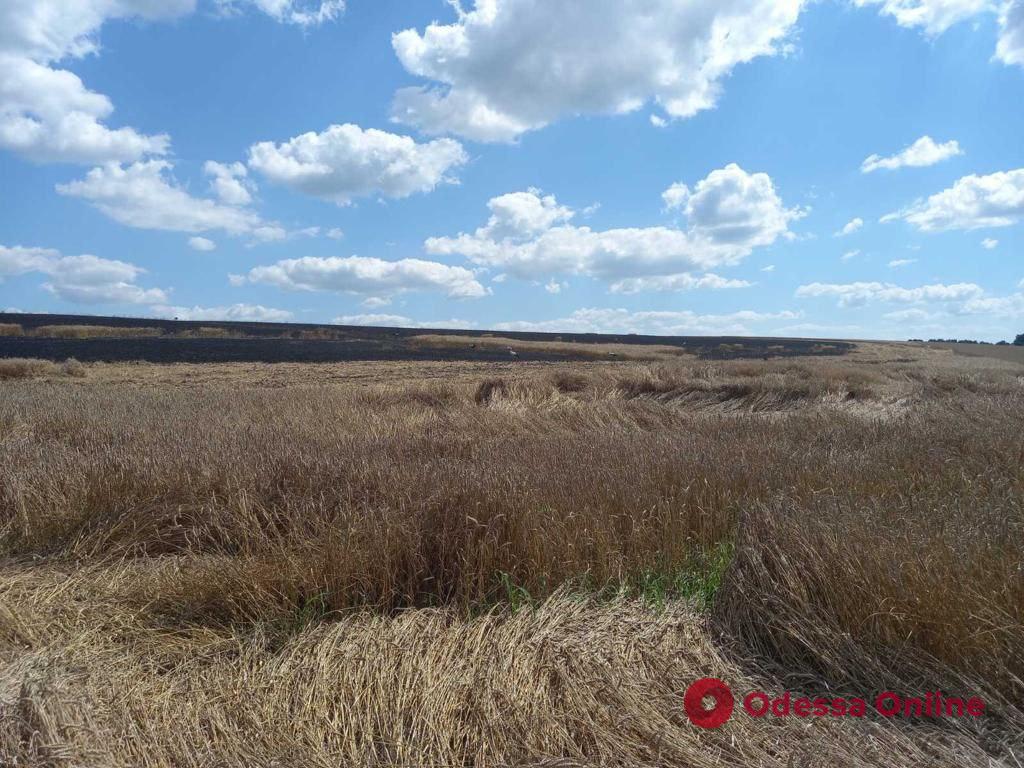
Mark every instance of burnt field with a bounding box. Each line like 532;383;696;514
0;312;853;363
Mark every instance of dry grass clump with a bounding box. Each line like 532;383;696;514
0;322;23;336
0;357;86;379
174;326;235;338
0;348;1022;765
31;324;164;338
0;583;1009;768
410;333;689;361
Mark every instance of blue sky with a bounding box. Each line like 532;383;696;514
1;0;1022;340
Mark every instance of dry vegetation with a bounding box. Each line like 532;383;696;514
0;357;86;380
0;342;1022;766
409;332;690;360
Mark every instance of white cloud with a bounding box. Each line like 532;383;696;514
0;244;57;277
0;0;349;165
215;0;344;26
0;1;193;164
426;165;802;285
151;303;293;322
244;255;489;298
0;54;171;164
854;0;994;37
761;264;776;272
332;313;475;329
361;296;392;309
609;273;752;294
204;160;254;205
982;237;999;249
882;307;939;322
390;0;805;142
334;313;412;327
799;278;1024;336
861;135;963;173
326;227;345;240
856;1;1024;73
997;0;1024;65
774;321;864;337
1;243;167;304
188;236;217;252
56;160;293;242
492;308;800;336
835;217;864;237
883;168;1024;231
247;124;467;205
544;279;566;294
888;258;917;267
0;1;196;63
841;249;861;261
796;281;984;306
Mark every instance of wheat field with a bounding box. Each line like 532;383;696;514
0;342;1022;767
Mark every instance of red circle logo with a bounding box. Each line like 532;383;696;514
684;678;735;728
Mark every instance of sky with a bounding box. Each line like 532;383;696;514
1;0;1022;341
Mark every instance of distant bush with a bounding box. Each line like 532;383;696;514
0;357;86;379
32;325;163;339
61;357;87;378
175;326;234;338
0;323;23;336
1015;333;1024;346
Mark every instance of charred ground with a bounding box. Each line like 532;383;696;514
0;312;853;364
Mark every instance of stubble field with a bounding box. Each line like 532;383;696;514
0;341;1022;767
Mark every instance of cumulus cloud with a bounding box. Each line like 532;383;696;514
188;236;217;252
882;168;1024;231
0;0;187;164
333;313;475;329
214;0;344;26
856;0;1024;71
151;303;293;321
492;308;800;336
610;273;752;294
998;0;1024;65
798;278;1024;336
0;244;57;277
0;243;167;304
204;161;254;205
0;54;171;164
854;0;994;37
861;135;963;173
244;255;489;299
841;249;861;261
390;0;805;142
835;217;864;237
982;237;999;249
796;280;984;306
426;164;801;287
333;313;412;327
247;124;467;205
56;161;293;242
0;0;348;164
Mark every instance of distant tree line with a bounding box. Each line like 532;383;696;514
908;334;1024;345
